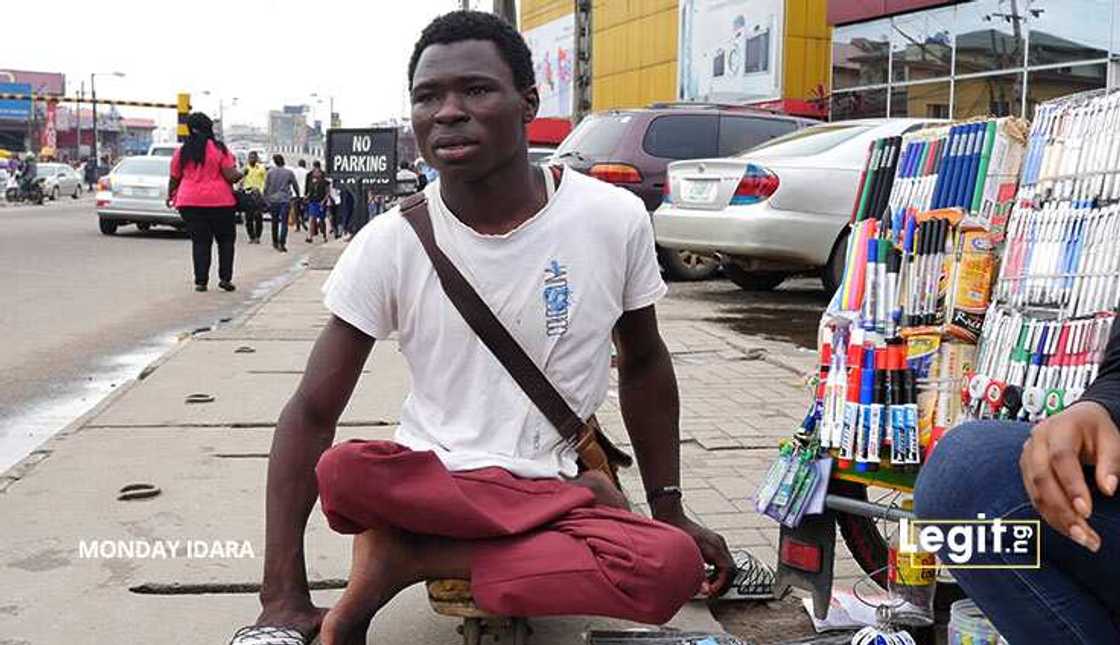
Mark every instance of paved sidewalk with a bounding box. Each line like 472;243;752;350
0;241;851;643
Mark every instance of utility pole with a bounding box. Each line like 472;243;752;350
91;74;98;165
76;81;83;159
573;0;593;123
494;0;516;26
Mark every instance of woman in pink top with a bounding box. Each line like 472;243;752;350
168;112;243;292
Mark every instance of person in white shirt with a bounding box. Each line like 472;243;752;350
291;159;311;233
233;12;733;645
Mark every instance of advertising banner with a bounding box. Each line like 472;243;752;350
678;0;784;103
0;83;32;121
524;14;575;118
41;101;57;152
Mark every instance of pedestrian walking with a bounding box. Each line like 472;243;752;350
82;156;97;191
304;161;330;243
240;151;267;244
292;159;310;233
263;154;301;253
167;112;242;293
329;183;343;238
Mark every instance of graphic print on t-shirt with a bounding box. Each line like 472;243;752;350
544;259;571;337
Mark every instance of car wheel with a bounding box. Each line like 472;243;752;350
137;223;152;232
723;262;787;291
821;230;850;296
657;246;719;281
51;186;60;201
99;219;118;235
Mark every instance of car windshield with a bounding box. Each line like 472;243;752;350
740;123;873;157
554;113;632;159
116;157;170;176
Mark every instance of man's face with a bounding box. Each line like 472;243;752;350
248;153;258;166
410;39;538;181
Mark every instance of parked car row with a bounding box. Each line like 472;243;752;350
550;103;817;281
653;118;945;293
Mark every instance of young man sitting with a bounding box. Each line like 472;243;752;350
232;11;734;645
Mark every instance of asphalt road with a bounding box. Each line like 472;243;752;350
0;197;306;471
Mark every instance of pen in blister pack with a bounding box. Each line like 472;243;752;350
855;346;876;472
838;332;864;469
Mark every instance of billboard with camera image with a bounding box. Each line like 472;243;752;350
678;0;783;103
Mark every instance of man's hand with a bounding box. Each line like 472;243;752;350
255;596;328;639
567;470;629;511
1020;400;1120;552
654;504;734;597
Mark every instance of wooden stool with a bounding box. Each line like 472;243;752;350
426;579;531;645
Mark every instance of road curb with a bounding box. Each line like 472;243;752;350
0;251;315;490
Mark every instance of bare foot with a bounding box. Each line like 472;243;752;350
319;528;419;645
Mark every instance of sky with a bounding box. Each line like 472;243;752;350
4;0;494;135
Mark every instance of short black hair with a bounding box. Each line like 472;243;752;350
408;10;535;91
273;154;285;167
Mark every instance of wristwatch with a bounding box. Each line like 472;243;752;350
646;485;683;505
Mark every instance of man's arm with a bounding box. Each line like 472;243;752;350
613;305;734;595
290;172;301;198
1020;321;1120;553
256;315;374;634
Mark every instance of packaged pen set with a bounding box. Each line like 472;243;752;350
822;117;1030;469
967;89;1120;423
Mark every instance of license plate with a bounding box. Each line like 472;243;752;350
122;187;159;198
682;178;718;203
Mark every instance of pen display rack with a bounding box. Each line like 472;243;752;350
818;116;1030;476
967;89;1120;422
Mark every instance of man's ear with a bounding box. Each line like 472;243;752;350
522;86;540;124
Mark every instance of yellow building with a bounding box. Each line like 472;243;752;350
520;0;831;118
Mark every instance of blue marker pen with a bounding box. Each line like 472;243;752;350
855;348;876;472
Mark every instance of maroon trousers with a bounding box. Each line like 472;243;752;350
315;440;704;625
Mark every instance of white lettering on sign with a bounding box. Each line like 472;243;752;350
352;135;372;152
332;154;388;174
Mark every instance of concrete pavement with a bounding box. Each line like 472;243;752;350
0;240;850;644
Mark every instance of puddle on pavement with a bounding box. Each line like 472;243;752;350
0;258;307;475
700;284;830;350
0;339;171;473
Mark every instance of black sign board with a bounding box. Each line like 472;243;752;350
325;128;398;195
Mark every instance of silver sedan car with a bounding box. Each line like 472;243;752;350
95;156;181;235
40;163;84;200
653;118;943;293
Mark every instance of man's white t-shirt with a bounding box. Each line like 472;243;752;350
322;167;666;479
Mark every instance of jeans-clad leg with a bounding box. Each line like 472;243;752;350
915;421;1120;644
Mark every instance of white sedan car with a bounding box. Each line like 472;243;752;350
653;118;943;293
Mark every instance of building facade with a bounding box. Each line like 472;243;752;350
519;0;831;130
0;69;66;154
829;0;1119;121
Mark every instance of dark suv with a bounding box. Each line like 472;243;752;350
553;103;817;279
